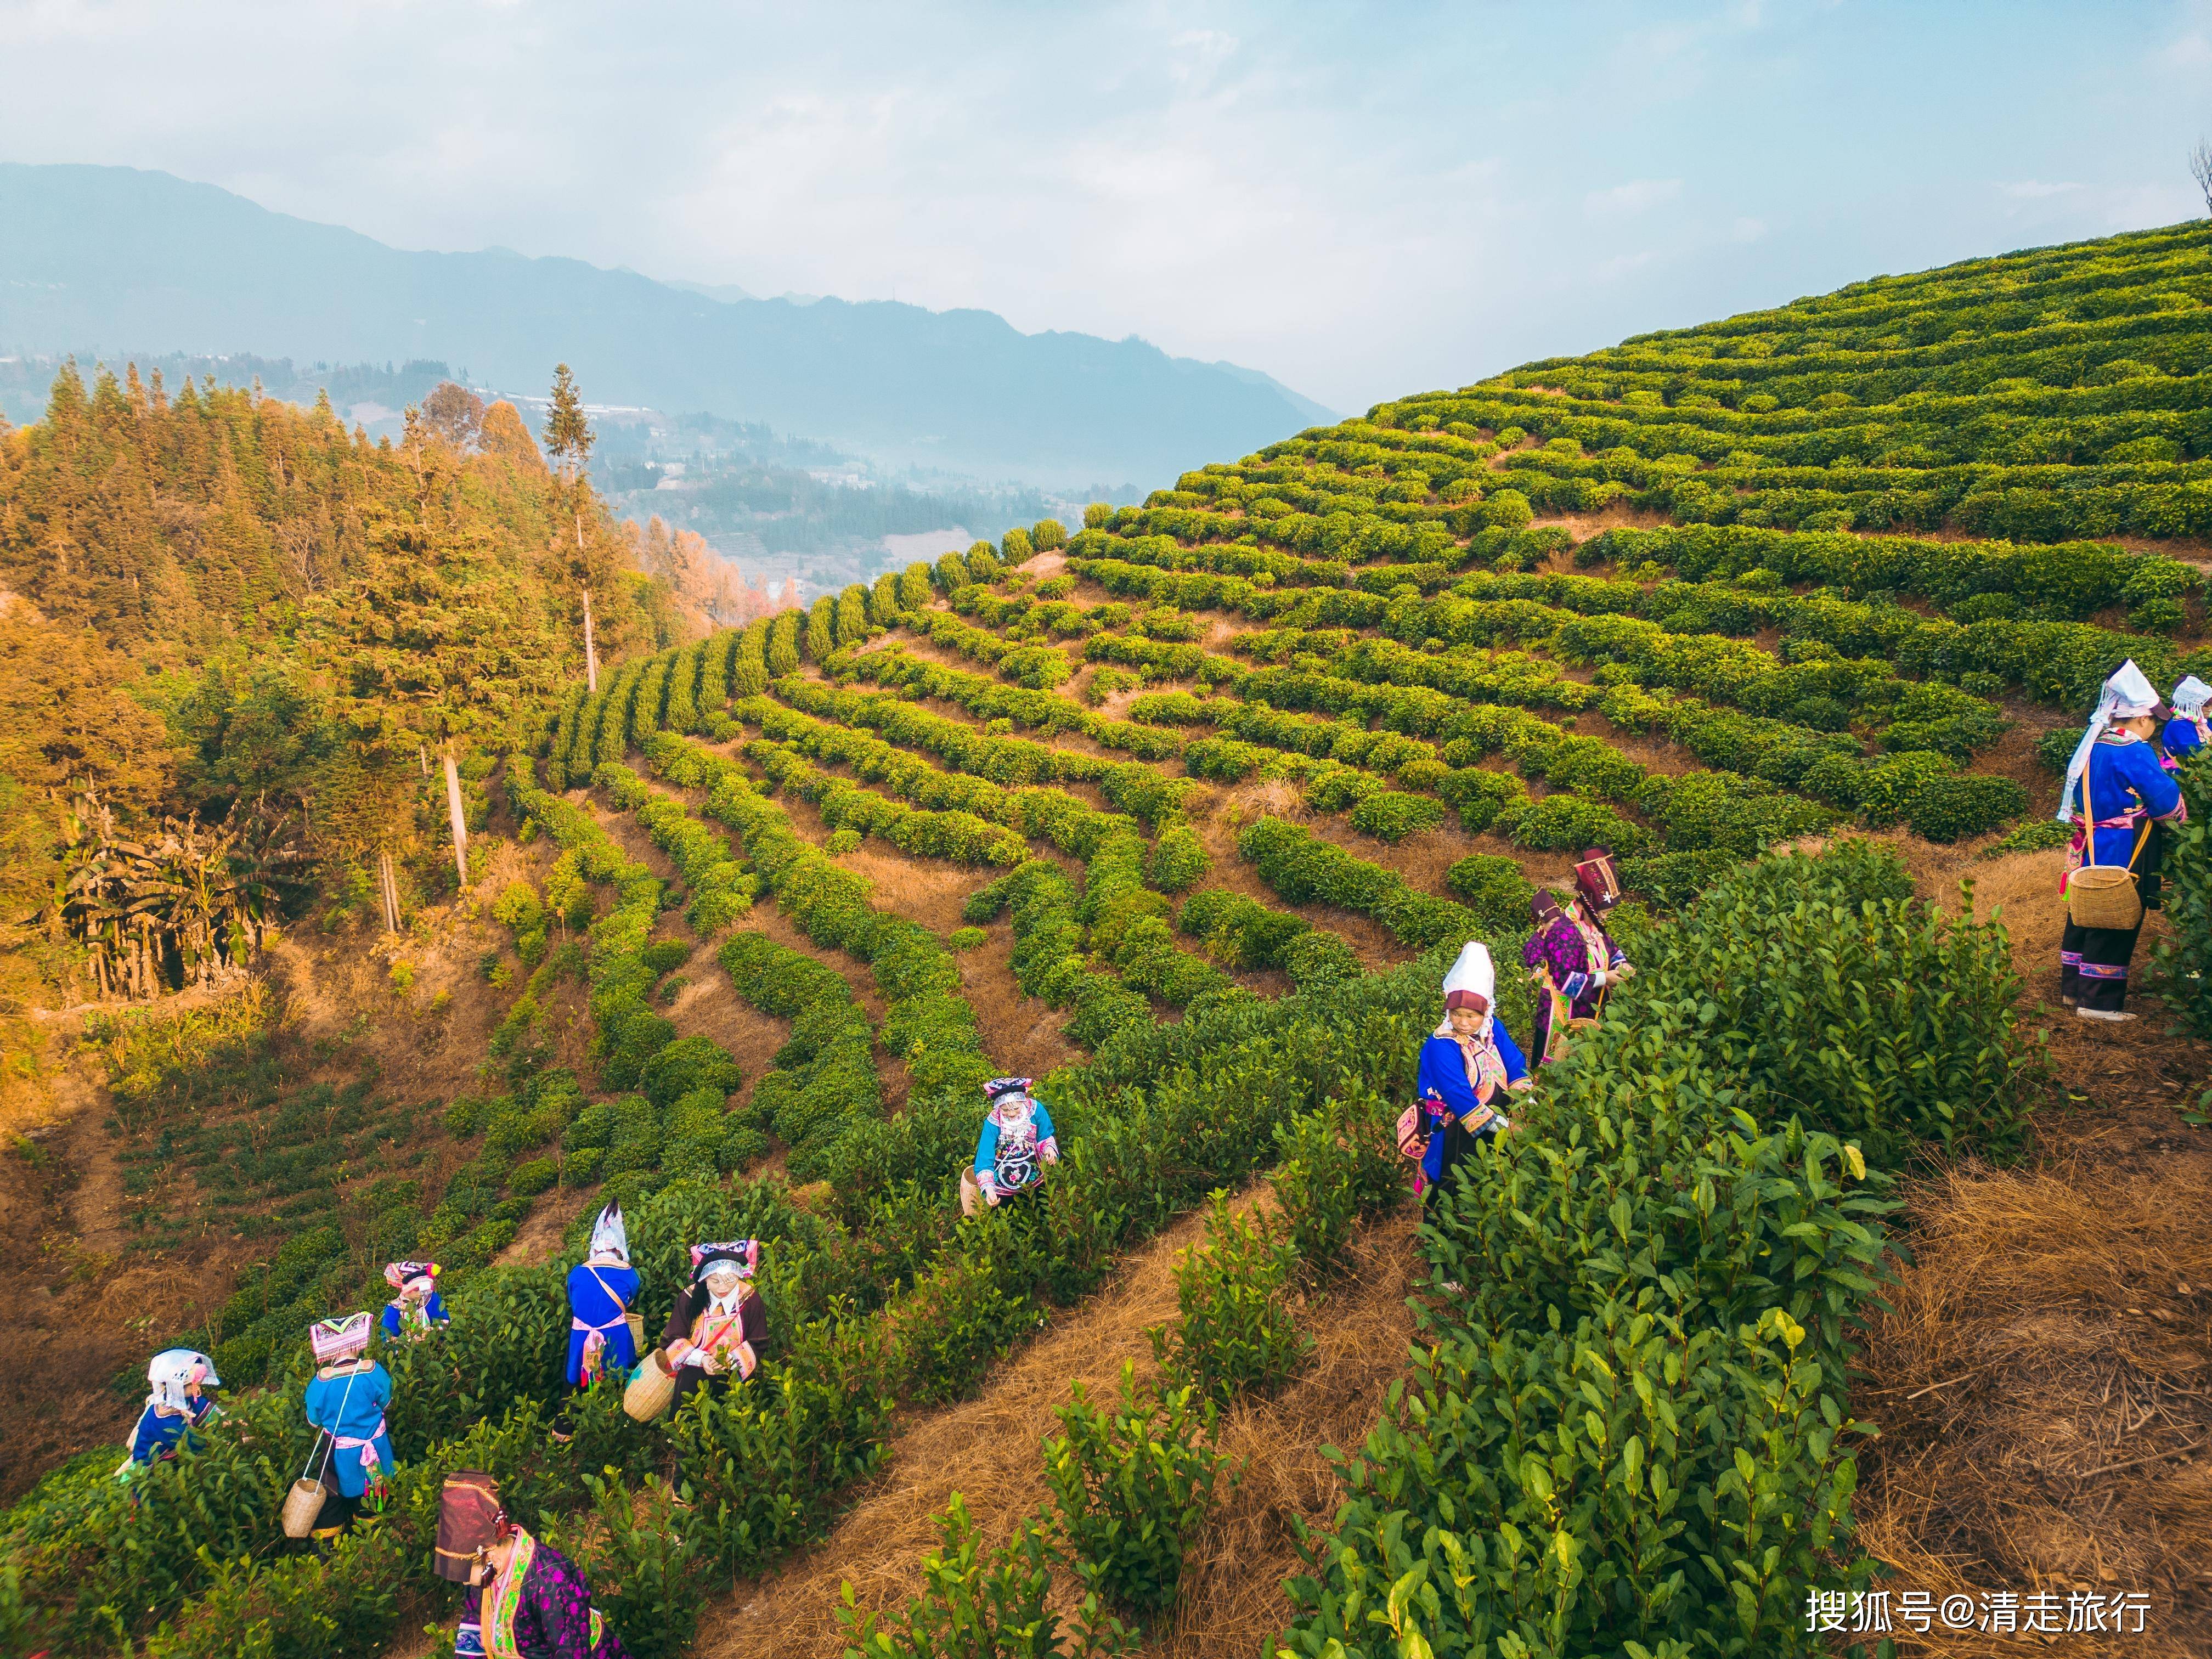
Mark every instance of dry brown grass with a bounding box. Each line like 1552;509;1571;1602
1854;1139;2212;1657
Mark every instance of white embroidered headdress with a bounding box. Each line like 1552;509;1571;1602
146;1348;218;1410
2057;659;2160;823
586;1201;630;1265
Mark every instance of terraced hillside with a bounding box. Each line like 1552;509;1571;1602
7;223;2212;1659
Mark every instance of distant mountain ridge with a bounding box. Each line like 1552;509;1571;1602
0;162;1335;487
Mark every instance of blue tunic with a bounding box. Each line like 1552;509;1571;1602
129;1397;217;1465
973;1100;1056;1180
302;1363;394;1497
379;1290;448;1341
2071;735;2184;868
2167;716;2207;760
565;1262;641;1386
1415;1021;1528;1188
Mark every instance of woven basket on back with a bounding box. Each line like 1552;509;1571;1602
2067;865;2143;930
2067;770;2148;932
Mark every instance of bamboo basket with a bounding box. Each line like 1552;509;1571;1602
624;1311;646;1352
623;1350;675;1421
2067;865;2142;930
2067;774;2147;931
280;1476;328;1539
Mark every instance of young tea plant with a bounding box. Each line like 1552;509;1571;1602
1147;1192;1310;1406
837;1493;1130;1659
1041;1362;1229;1621
1267;1085;1403;1278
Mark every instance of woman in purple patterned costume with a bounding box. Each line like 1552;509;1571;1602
436;1471;630;1658
1521;848;1635;1066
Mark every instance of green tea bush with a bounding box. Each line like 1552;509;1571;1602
1906;772;2028;842
1626;842;2036;1163
837;1494;1128;1659
894;1242;1045;1406
1855;749;1956;827
1174;888;1341;979
1278;1304;1875;1659
1346;789;1444;841
508;759;676;1094
1041;1365;1228;1618
1441;853;1535;928
1981;817;2073;857
1143;820;1211;891
841;649;1181;764
640;1033;743;1108
667;1353;894;1582
643;732;995;1173
2152;753;2212;1036
138;1525;409;1659
1148;1193;1309;1407
1616;847;1741;909
1267;1086;1401;1274
1279;930;1361;990
1237;817;1489;952
716;932;878;1165
965;859;1149;1050
754;683;1131;857
1078;827;1230;1008
558;1474;705;1659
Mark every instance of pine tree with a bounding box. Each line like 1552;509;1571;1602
542;364;602;690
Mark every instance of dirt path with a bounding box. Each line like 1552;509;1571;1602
60;1065;126;1257
690;1199;1419;1659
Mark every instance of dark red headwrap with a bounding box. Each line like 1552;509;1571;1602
1573;849;1622;914
435;1470;509;1582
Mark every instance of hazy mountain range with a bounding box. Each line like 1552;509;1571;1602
0;162;1334;489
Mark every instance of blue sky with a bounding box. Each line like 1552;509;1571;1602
1;0;2206;412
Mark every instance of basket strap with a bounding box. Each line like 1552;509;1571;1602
2083;759;2153;877
2082;766;2096;868
302;1364;362;1485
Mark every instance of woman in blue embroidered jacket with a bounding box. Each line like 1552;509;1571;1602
1413;942;1532;1205
302;1312;394;1545
565;1203;640;1390
961;1077;1059;1216
123;1348;222;1472
380;1260;448;1342
2165;675;2209;764
2058;660;2188;1020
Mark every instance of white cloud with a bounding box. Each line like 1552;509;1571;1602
1585;179;1683;216
2162;30;2212;69
1997;180;2083;200
1731;216;1767;243
1167;27;1239;84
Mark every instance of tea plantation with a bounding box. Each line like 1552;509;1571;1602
7;221;2212;1657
